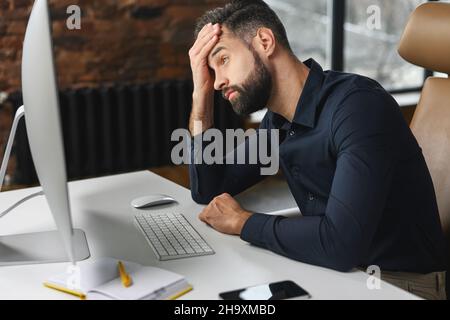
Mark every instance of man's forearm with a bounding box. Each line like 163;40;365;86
240;213;361;272
189;92;214;136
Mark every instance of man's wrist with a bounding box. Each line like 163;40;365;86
236;211;253;235
190;92;214;135
192;89;213;101
189;116;213;136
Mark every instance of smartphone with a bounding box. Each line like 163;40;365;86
219;280;311;300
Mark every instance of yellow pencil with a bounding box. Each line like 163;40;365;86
118;261;133;288
167;285;193;300
43;282;86;300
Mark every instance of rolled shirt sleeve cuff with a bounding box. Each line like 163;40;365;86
240;213;273;247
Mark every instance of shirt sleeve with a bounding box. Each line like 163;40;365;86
240;90;399;272
189;115;274;204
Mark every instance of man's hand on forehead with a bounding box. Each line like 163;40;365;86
188;23;222;134
189;23;222;97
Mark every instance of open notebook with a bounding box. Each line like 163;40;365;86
44;257;192;300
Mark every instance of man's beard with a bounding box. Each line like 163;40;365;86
223;50;272;116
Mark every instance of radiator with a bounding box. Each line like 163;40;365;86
7;81;242;185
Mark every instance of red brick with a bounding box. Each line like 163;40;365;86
6;21;26;35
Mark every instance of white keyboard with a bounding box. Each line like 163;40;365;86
134;213;215;261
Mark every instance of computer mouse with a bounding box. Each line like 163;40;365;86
131;194;177;209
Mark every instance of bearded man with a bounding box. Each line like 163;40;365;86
187;0;447;300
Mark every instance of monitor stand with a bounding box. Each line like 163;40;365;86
0;106;90;266
0;229;90;266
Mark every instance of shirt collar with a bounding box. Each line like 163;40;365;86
271;58;325;129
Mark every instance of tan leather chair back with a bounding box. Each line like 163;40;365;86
410;78;450;238
399;2;450;243
398;2;450;75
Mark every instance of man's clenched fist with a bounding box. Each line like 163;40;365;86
199;193;253;235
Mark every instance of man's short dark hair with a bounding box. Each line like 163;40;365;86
194;0;292;52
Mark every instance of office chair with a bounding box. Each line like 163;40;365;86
398;1;450;298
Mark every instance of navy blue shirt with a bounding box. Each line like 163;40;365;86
190;59;446;273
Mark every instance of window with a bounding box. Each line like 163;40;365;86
269;0;432;93
266;0;331;69
344;0;425;91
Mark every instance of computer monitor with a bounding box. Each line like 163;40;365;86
0;0;89;266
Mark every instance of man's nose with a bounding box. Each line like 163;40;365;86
214;72;228;91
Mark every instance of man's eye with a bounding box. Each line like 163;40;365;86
221;56;229;65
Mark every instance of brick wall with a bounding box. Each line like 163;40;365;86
0;0;226;189
0;0;226;93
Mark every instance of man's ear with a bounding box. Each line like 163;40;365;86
253;27;276;57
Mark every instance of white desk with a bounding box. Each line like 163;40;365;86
0;171;418;300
